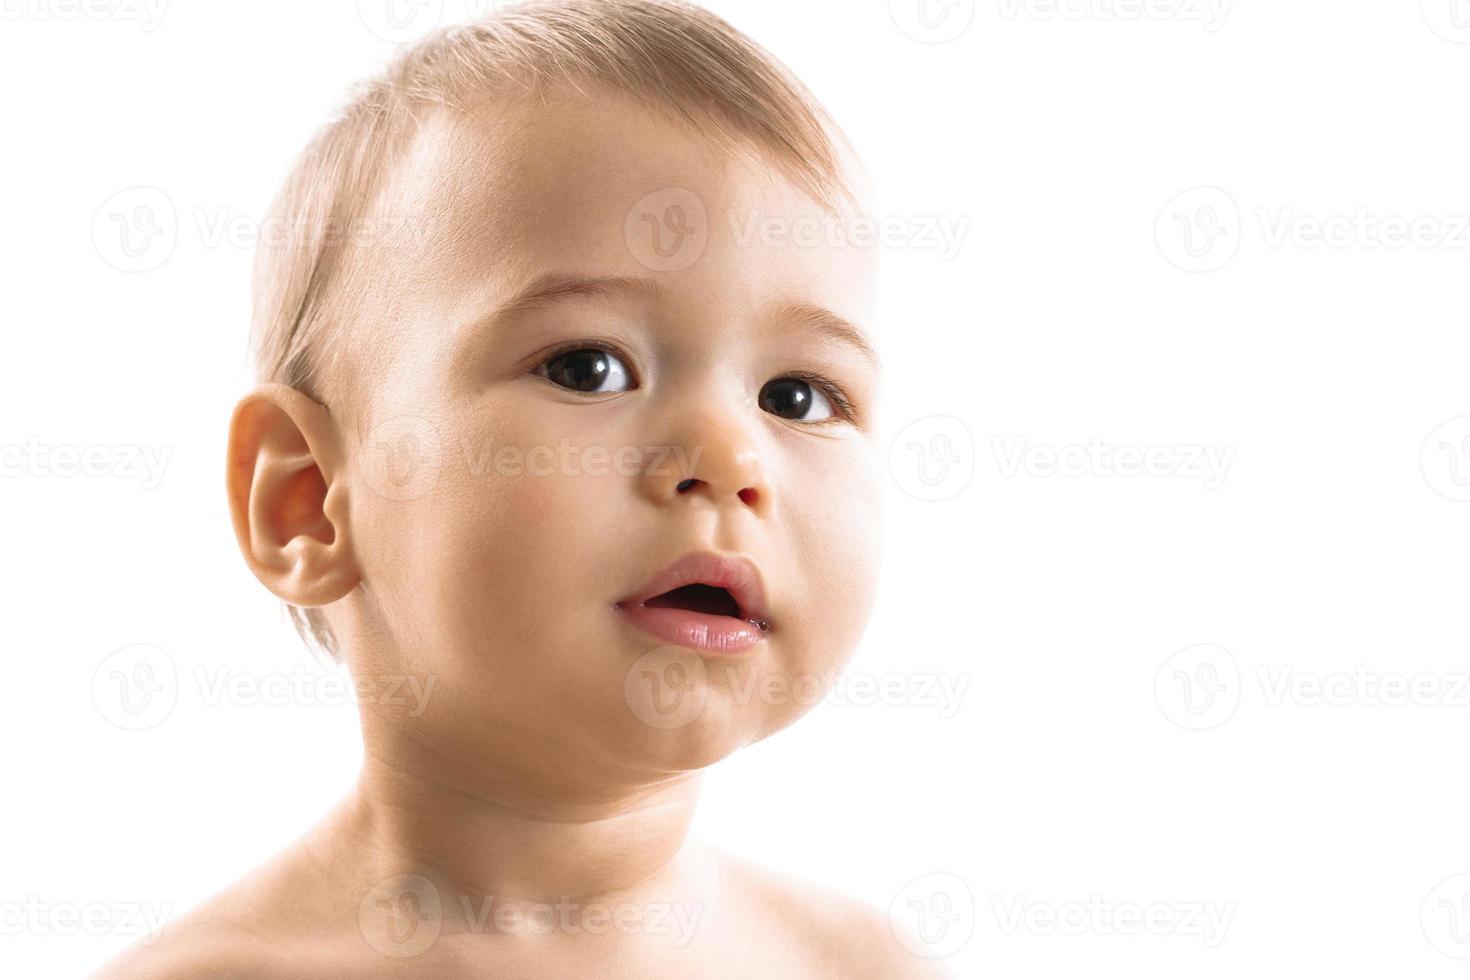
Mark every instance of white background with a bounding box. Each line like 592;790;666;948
3;0;1470;976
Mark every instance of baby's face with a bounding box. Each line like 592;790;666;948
342;90;880;781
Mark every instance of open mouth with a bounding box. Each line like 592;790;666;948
642;583;744;619
616;552;773;655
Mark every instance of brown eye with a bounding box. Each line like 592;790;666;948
541;348;633;393
758;377;835;421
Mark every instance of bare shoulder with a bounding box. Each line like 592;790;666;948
86;908;275;980
713;849;956;980
87;841;360;980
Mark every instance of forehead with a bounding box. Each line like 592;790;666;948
371;88;878;348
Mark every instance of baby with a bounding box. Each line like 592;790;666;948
95;1;942;976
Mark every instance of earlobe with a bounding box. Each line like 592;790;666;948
225;383;360;607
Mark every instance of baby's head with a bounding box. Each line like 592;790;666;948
227;0;882;792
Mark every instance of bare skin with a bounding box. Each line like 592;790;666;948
92;86;947;978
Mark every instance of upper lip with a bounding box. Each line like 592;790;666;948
616;551;772;627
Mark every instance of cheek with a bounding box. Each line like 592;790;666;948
513;472;560;526
806;438;881;572
778;441;883;665
432;452;620;630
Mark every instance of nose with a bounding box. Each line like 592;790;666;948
640;410;770;516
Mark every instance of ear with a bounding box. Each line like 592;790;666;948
225;383;359;607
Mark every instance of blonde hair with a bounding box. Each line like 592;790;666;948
249;0;860;660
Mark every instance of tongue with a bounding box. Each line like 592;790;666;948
644;584;741;618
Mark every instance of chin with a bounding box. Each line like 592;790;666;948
596;687;779;774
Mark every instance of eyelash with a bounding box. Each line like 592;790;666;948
776;370;858;426
531;341;858;425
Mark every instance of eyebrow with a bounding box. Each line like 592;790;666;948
482;271;669;328
480;271;880;368
768;300;881;370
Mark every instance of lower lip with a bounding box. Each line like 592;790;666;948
616;604;769;655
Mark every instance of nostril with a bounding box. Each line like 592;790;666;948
676;478;698;493
738;487;758;507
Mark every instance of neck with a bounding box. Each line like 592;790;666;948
315;730;705;911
